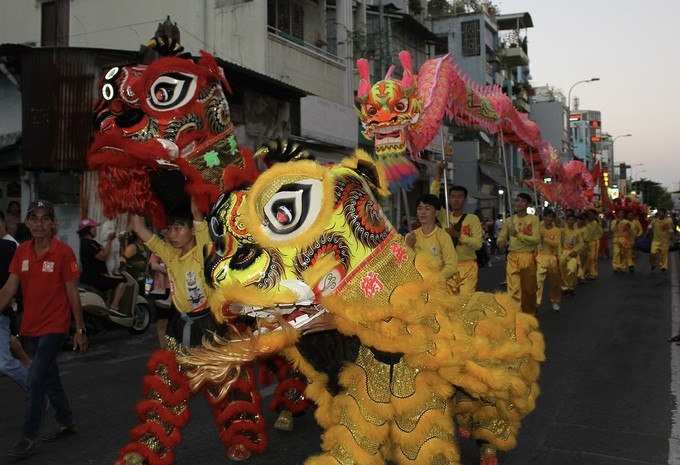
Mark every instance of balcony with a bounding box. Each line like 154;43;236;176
497;45;529;67
266;29;346;104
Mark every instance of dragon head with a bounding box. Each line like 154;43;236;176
88;50;246;226
355;52;422;160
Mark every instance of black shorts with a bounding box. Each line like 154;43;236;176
154;299;174;321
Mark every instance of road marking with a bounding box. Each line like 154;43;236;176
670;252;680;463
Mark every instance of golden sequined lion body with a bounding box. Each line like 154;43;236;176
184;149;544;465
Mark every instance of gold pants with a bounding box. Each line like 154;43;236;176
536;254;561;305
586;240;599;277
560;251;578;291
506;251;537;314
448;260;478;296
650;240;669;270
612;240;631;271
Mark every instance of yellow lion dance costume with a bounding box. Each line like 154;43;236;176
182;147;544;465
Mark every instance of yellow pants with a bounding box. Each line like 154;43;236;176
448;260;478;296
586;240;599;278
577;246;589;279
506;251;537;315
536;254;561;305
612;240;631;271
650;240;669;270
560;251;578;291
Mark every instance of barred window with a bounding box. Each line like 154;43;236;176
268;0;304;42
461;20;480;57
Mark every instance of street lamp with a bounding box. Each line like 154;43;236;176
633;168;647;180
567;77;600;156
612;133;633;165
612;134;633;183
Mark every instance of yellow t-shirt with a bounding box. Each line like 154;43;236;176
538;223;561;256
497;213;540;253
650;218;674;244
412;226;458;279
146;221;212;313
430;180;483;261
629;219;643;238
611;219;632;243
584;220;604;242
561;227;583;254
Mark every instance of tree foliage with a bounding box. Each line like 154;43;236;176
632;178;674;211
427;0;499;17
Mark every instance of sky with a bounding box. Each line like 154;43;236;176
497;0;680;191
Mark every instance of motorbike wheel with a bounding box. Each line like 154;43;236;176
128;303;152;334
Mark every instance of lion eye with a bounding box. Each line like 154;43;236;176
262;180;322;240
275;205;294;225
148;72;197;110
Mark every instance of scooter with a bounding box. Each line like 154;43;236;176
78;271;154;335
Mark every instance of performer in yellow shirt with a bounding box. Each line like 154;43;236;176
536;209;562;312
611;210;633;273
406;194;458;281
560;212;583;297
647;208;675;272
626;211;643;269
431;163;482;295
497;193;540;314
583;209;604;279
576;215;589;283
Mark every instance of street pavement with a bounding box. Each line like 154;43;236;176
0;251;678;465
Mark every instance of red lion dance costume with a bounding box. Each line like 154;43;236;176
87;37;310;464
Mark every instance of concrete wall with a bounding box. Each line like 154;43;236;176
531;100;568;158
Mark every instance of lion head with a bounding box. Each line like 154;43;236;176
88;50;247;226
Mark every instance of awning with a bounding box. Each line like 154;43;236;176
470;192;496;200
469;192;497;208
479;163;534;197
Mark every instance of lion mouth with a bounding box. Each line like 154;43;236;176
229;280;328;334
234;304;328;335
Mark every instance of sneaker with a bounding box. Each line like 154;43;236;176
7;438;35;458
662;268;668;273
107;307;126;317
552;303;560;312
42;424;77;442
629;266;635;274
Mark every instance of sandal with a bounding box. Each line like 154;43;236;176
668;334;680;342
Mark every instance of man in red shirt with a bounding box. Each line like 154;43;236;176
0;200;87;458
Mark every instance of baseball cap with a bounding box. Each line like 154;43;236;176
27;200;55;218
77;218;100;232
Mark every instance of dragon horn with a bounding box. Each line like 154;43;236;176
398;50;414;90
356;58;371;102
384;65;396;79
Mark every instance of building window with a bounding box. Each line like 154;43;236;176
434;35;448;56
268;0;305;43
461;20;480;57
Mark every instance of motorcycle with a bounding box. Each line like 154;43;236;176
77;271;154;335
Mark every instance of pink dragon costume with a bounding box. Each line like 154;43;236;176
355;50;599;217
355;51;560;191
87;38;310;465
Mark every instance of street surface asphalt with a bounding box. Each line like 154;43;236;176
0;251;678;465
